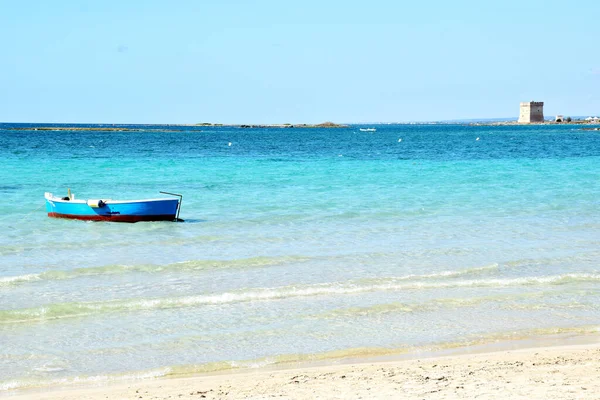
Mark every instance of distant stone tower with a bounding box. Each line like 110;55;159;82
518;101;544;123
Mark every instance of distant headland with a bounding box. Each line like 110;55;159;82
470;101;600;126
469;118;599;127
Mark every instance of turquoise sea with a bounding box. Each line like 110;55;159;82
1;123;599;391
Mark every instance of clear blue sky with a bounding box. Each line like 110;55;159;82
1;0;599;124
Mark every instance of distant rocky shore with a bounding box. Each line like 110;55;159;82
198;121;347;128
8;121;347;132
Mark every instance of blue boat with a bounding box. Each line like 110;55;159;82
45;191;182;222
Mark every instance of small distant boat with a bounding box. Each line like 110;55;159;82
44;191;183;223
359;128;377;132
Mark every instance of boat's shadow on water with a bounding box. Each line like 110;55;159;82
0;185;21;192
72;219;207;224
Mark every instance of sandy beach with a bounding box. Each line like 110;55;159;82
11;337;600;400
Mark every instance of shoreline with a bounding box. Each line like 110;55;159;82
9;331;600;399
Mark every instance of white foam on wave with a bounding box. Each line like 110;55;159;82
33;366;65;373
390;263;500;281
85;272;600;308
0;380;20;391
0;274;41;286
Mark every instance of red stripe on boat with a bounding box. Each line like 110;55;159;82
48;212;176;223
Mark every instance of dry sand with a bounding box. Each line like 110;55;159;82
11;339;600;400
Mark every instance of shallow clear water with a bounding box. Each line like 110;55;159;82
1;123;599;390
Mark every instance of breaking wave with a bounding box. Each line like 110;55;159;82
1;272;598;324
